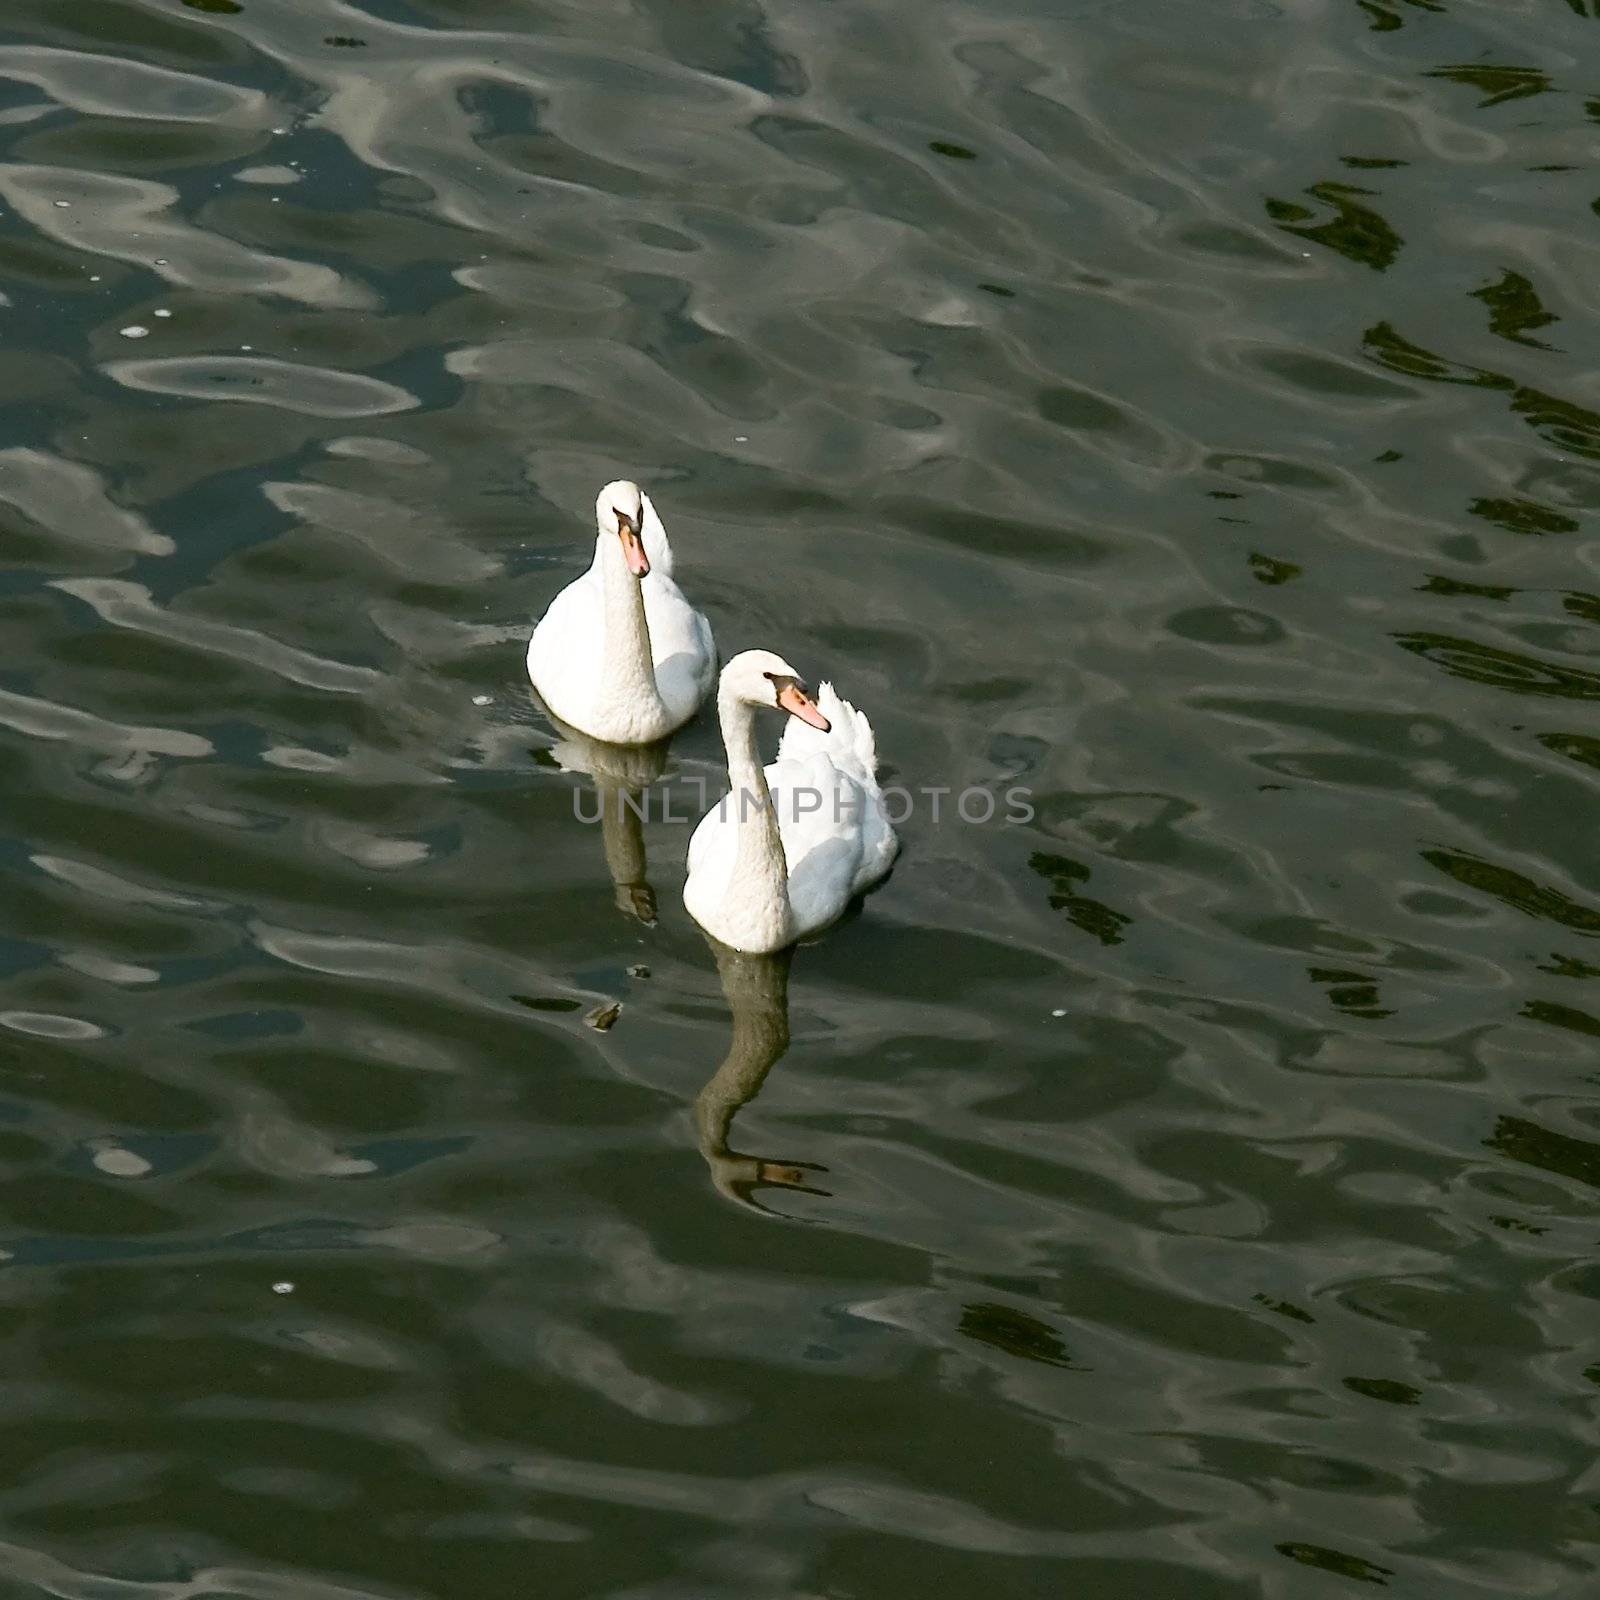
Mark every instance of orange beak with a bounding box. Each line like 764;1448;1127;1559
777;681;830;731
616;511;649;578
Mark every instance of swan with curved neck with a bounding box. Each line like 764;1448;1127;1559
526;480;714;746
684;649;898;954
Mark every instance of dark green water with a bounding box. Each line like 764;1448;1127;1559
2;0;1598;1594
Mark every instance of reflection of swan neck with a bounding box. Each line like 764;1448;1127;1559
694;945;793;1192
597;781;653;921
547;707;669;925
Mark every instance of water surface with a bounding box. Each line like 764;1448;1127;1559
1;0;1599;1595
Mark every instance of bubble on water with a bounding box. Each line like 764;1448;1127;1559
53;199;70;208
1051;1008;1067;1018
153;309;172;319
734;435;748;442
119;325;149;339
472;694;491;706
272;1281;295;1295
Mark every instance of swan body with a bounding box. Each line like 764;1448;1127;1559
684;650;898;954
527;480;715;745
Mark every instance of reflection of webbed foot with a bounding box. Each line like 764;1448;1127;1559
759;1159;827;1190
616;880;657;926
709;1154;829;1214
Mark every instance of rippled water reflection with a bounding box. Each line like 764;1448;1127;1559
2;0;1599;1594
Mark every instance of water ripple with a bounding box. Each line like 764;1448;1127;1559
0;44;268;122
107;357;419;419
0;162;367;305
0;447;171;557
2;0;1600;1594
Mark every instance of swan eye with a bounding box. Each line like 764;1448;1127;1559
762;670;805;705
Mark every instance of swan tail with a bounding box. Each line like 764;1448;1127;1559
779;681;879;786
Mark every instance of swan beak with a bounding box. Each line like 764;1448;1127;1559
615;509;650;578
777;681;830;732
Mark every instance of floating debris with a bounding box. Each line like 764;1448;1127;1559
584;1001;622;1032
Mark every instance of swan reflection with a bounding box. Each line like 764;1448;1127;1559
541;705;669;925
695;939;828;1214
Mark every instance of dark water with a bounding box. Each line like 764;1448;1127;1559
2;0;1598;1593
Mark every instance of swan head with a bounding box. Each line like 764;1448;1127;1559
719;649;831;731
595;479;649;578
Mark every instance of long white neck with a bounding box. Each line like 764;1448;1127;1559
591;535;666;732
715;689;793;948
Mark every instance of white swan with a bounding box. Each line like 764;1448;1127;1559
684;650;898;954
527;480;715;745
